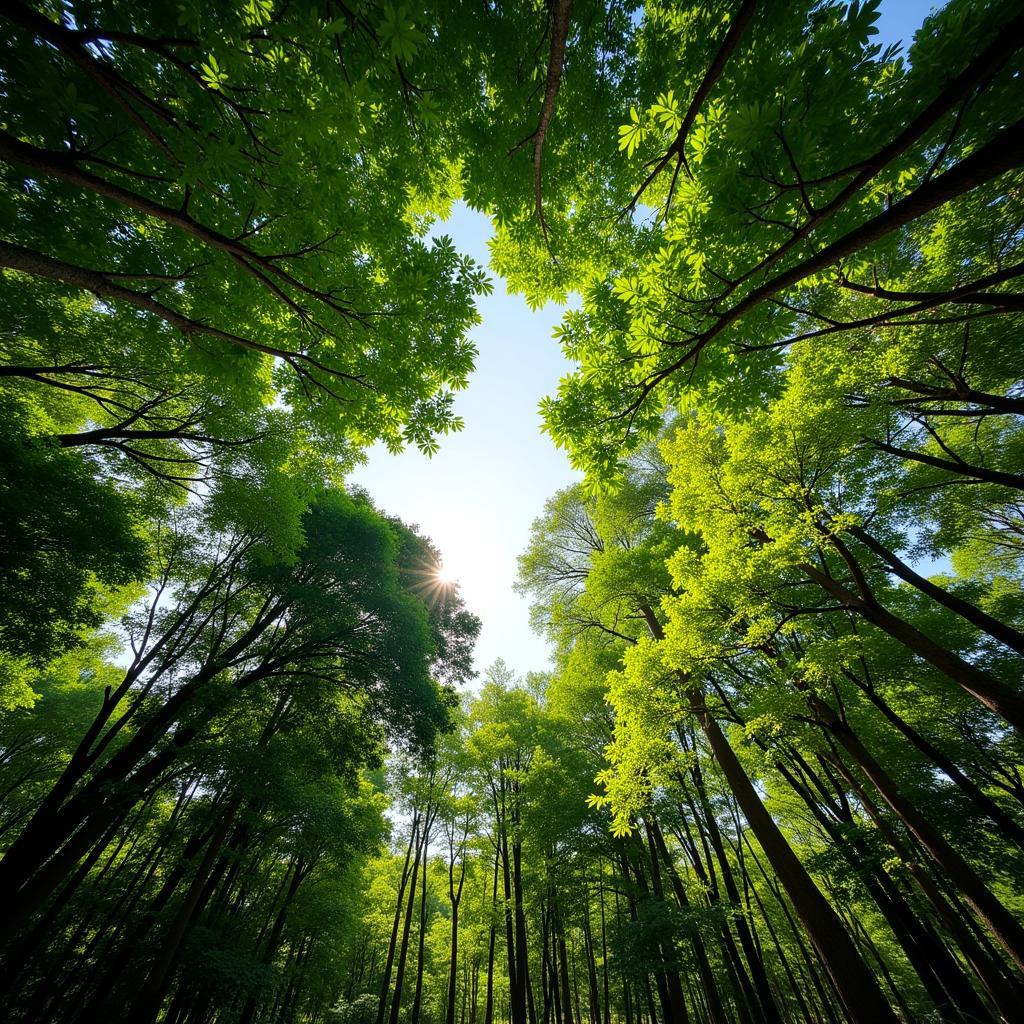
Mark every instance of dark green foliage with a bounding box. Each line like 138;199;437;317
0;418;146;664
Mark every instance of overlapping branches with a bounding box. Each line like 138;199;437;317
621;0;760;219
611;113;1024;433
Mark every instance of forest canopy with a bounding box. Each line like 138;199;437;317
1;2;1023;1024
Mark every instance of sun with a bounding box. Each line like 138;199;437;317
434;564;457;586
407;559;459;606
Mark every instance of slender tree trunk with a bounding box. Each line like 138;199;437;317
499;785;520;1024
775;751;994;1024
485;843;500;1024
671;786;758;1024
446;860;466;1024
556;902;574;1024
599;872;611;1024
0;595;284;943
686;760;778;1024
548;900;563;1024
582;905;601;1024
819;706;1024;969
639;599;896;1023
389;811;429;1024
639;823;690;1024
648;819;728;1024
410;819;432;1024
235;855;310;1024
512;794;532;1024
621;850;681;1024
797;560;1024;732
833;756;1024;1019
854;673;1024;849
754;862;844;1024
741;865;816;1024
127;796;242;1023
570;931;583;1024
848;525;1024;655
378;811;421;1024
690;686;898;1024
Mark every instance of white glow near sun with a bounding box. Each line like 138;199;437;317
430;515;492;591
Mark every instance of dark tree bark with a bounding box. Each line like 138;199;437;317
687;686;899;1024
813;699;1024;970
389;808;431;1024
377;811;422;1024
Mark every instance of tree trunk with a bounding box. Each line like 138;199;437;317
648;818;728;1024
798;561;1024;732
689;688;899;1024
848;525;1024;656
685;754;779;1024
410;818;432;1024
512;803;532;1024
775;751;994;1024
582;906;601;1024
599;873;611;1024
833;755;1024;1020
446;860;465;1024
820;707;1024;969
377;811;421;1024
127;796;242;1023
853;673;1024;849
389;812;429;1024
556;904;574;1024
485;843;500;1024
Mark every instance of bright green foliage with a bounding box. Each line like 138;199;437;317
0;1;488;456
0;0;493;689
493;0;1024;481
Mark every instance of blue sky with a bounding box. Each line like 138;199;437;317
350;0;944;682
350;208;578;678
